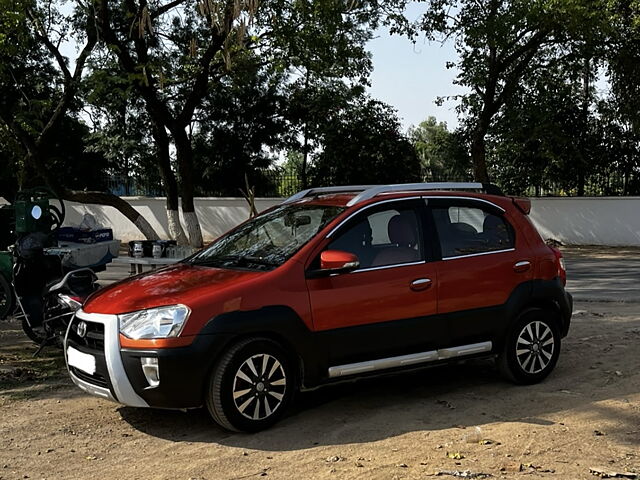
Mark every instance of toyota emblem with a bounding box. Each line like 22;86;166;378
76;321;87;338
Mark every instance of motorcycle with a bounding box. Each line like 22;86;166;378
2;188;100;353
12;240;99;350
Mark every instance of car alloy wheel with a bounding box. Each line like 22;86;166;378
207;337;294;432
232;353;287;421
515;320;555;374
499;308;561;384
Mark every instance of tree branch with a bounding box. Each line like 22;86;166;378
37;4;98;149
495;45;541;108
151;0;186;19
496;28;548;72
26;8;72;81
177;0;237;126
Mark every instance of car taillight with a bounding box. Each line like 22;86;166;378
550;247;566;286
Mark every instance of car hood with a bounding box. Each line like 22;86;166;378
83;263;264;315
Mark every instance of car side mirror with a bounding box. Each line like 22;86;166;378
306;250;359;278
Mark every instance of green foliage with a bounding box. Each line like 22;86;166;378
413;0;640;192
0;0;108;197
607;0;640;130
408;117;471;181
83;62;160;186
487;47;640;196
310;96;421;186
190;53;288;196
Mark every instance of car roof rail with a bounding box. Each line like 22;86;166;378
282;185;376;204
282;182;504;206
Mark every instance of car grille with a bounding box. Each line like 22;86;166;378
66;317;111;391
67;319;104;350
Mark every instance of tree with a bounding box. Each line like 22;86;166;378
285;79;366;186
417;0;609;182
484;53;599;195
408;116;470;181
190;53;288;197
90;0;391;246
0;0;160;238
604;0;640;194
310;96;421;185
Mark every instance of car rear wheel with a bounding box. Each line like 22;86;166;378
498;308;561;384
206;337;295;432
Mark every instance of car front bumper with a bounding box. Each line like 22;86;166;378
64;309;231;409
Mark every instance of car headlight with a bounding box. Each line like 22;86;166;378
119;305;190;339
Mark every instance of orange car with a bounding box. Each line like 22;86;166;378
65;183;572;431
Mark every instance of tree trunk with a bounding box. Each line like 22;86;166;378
150;123;188;245
470;128;491;183
301;72;310;189
174;128;203;248
577;56;590;197
301;127;309;189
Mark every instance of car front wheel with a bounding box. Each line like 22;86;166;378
499;309;561;384
206;337;295;432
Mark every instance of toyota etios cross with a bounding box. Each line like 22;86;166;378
65;183;572;432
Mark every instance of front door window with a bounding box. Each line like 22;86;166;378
327;205;424;269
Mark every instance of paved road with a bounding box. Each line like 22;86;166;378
564;248;640;303
97;247;640;303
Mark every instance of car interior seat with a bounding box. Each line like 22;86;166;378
371;214;420;266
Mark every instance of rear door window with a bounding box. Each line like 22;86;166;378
432;205;514;258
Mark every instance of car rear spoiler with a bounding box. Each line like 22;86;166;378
512;197;531;215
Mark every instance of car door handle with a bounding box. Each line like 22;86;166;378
513;260;531;273
410;278;432;291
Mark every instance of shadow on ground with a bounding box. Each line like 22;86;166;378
118;310;640;451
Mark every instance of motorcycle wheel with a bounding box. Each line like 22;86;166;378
0;274;13;320
21;317;49;345
21;296;65;348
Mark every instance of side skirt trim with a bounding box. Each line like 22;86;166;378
327;341;492;378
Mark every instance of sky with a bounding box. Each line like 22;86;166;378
366;5;466;132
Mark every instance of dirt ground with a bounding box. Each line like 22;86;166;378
1;302;638;480
1;258;639;479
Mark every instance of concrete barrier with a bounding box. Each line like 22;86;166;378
3;195;639;246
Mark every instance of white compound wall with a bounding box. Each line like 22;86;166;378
529;197;640;246
2;196;639;245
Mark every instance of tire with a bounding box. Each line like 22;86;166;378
0;274;13;320
21;317;49;345
21;295;64;347
206;337;295;432
498;308;561;384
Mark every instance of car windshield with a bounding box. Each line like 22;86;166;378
188;204;345;271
